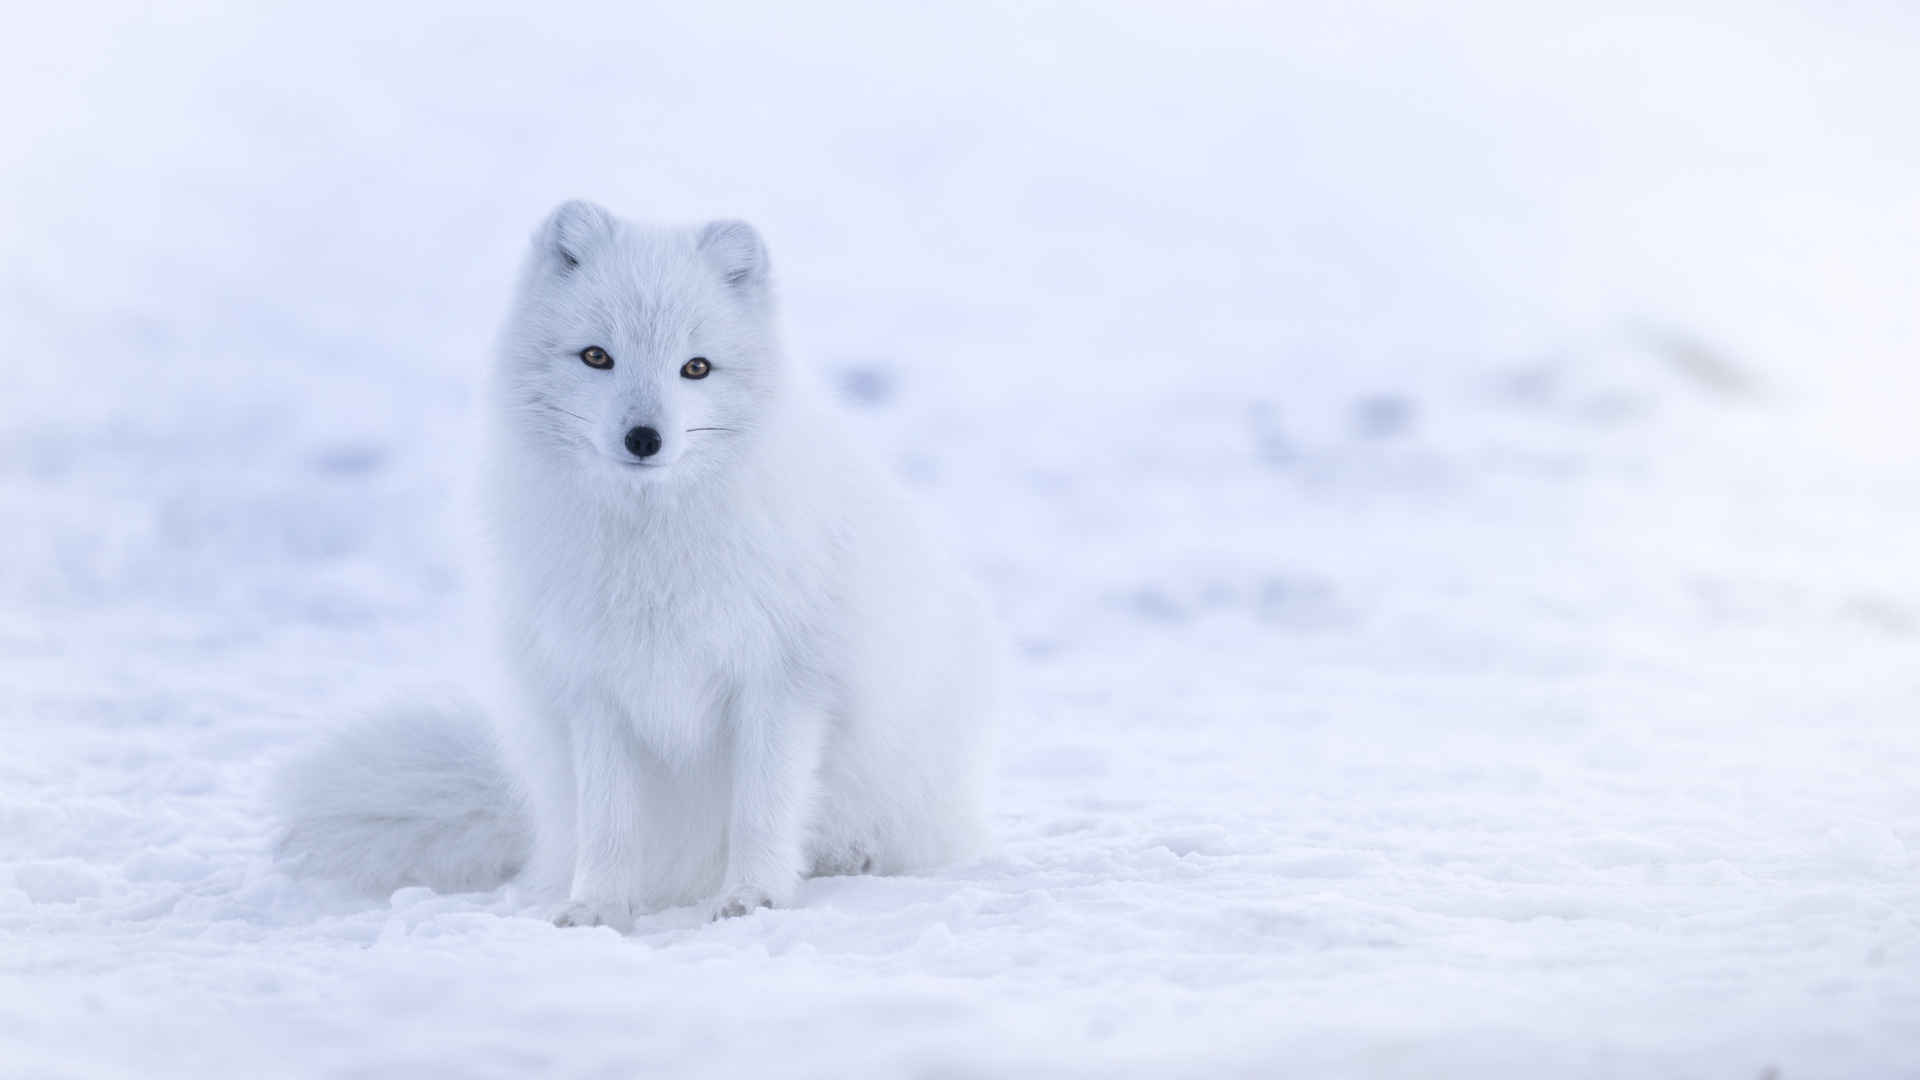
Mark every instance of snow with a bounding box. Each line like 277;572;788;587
4;2;1920;1076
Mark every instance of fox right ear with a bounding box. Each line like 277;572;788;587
536;199;615;272
697;220;769;293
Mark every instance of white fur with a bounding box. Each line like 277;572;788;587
275;202;997;926
273;704;531;895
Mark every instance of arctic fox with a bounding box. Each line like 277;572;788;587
275;201;997;926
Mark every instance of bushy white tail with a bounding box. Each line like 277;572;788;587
273;704;531;896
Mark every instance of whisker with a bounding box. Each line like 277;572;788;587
523;401;592;424
685;427;738;433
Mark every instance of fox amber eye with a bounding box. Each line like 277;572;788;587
579;346;613;370
681;357;712;380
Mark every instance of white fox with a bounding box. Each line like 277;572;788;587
275;201;997;926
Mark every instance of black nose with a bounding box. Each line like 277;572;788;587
624;426;662;459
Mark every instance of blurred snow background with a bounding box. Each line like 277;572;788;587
3;1;1919;1076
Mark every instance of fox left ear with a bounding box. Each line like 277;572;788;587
698;220;769;293
536;199;615;273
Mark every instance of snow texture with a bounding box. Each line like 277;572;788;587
3;2;1919;1077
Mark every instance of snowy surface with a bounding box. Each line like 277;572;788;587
5;3;1920;1077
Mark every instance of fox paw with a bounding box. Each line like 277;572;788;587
809;848;876;877
552;898;634;933
710;886;775;921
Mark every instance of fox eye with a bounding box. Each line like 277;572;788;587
580;346;613;370
681;357;711;380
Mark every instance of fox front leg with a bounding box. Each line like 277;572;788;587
713;689;828;920
552;709;646;932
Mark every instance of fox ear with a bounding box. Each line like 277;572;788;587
536;199;615;272
697;220;769;292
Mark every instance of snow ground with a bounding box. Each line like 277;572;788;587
4;2;1920;1076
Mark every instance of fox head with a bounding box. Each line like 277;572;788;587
494;200;781;486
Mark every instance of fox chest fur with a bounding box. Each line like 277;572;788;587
493;463;842;767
